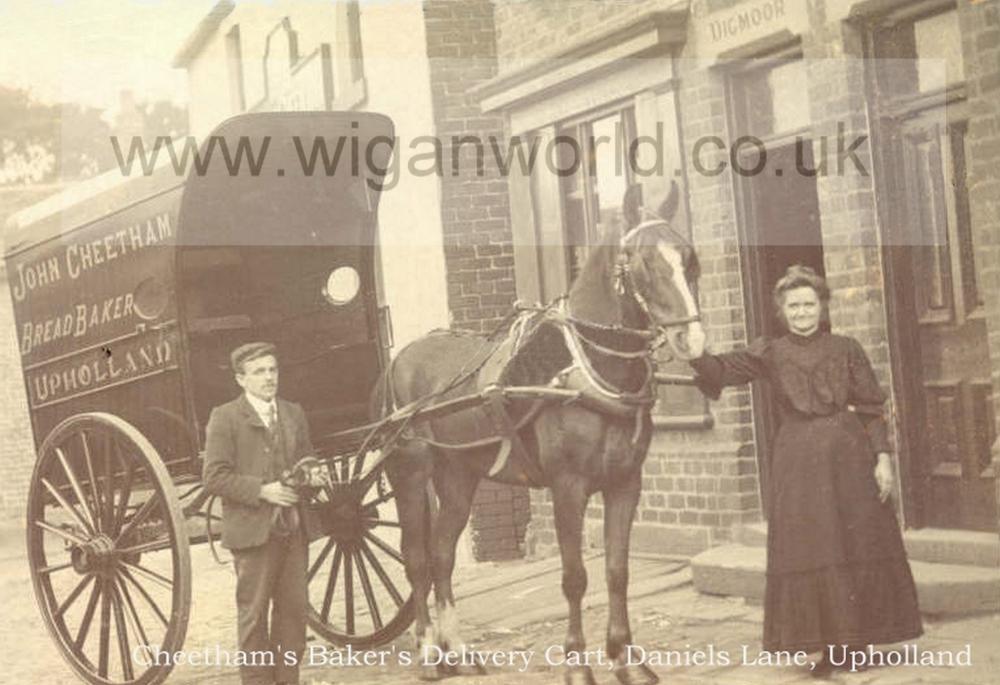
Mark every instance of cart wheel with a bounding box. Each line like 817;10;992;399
26;413;191;685
305;449;415;648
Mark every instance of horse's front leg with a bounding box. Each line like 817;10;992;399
387;445;439;680
604;472;658;685
552;474;594;685
430;460;485;676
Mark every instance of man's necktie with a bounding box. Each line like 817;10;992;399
267;403;299;535
267;403;279;443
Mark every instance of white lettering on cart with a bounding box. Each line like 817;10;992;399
28;337;174;407
11;211;172;302
20;293;134;355
65;213;172;280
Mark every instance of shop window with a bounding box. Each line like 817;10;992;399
737;59;810;139
558;107;637;279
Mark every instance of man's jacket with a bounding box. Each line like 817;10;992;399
202;395;314;549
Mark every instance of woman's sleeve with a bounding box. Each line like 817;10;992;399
689;337;770;400
847;338;892;454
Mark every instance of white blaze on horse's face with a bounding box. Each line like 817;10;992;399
656;243;706;360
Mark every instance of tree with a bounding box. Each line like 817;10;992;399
0;86;112;184
0;86;189;185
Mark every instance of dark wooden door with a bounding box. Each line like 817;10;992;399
739;139;825;514
897;110;997;530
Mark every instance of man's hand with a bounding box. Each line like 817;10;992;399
874;452;894;503
259;481;299;506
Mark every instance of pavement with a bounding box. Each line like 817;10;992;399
0;519;997;685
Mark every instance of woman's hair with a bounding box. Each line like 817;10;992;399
772;265;831;327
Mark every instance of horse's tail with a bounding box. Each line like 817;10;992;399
370;355;398;421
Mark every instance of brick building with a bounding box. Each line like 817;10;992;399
174;0;528;559
474;0;1000;555
4;0;997;566
0;185;64;518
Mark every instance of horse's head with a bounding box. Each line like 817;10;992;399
618;183;705;360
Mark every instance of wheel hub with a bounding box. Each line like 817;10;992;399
70;535;117;574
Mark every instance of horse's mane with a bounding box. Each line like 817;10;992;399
566;224;627;326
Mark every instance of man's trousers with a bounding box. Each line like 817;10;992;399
231;530;308;684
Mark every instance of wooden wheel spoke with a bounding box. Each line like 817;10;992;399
358;540;405;607
116;492;161;545
56;574;95;618
41;477;94;538
363;490;395;509
364;532;404;565
28;414;193;682
80;432;103;533
120;567;169;627
109;435;136;537
308;539;335;580
120;561;173;591
99;431;119;533
344;550;355;635
108;578;134;680
320;546;343;624
352;548;383;629
363;517;400;528
55;447;99;534
116;538;172;556
115;576;152;658
36;519;87;545
98;579;111;678
38;560;74;574
75;581;101;649
350;452;367;481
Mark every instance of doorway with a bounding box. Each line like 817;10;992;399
866;6;997;530
727;54;826;514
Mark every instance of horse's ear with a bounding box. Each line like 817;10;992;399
657;180;679;223
622;183;643;228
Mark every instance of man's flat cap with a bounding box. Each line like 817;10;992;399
231;342;277;373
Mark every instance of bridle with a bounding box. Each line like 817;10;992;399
610;220;702;346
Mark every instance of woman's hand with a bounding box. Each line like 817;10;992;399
874;453;894;503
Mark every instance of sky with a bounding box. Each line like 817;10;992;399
0;0;216;114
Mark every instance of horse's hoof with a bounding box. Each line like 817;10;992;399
418;662;443;681
452;663;487;676
613;662;659;685
564;666;597;685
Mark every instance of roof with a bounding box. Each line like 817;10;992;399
172;0;237;68
4;111;396;258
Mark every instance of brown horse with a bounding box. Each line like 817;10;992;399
374;185;704;685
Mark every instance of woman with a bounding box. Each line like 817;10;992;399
689;265;922;676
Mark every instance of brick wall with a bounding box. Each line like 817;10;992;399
493;0;668;67
423;0;528;560
494;0;1000;556
0;185;64;520
514;0;767;558
957;0;1000;528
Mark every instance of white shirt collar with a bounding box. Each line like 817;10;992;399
245;393;276;425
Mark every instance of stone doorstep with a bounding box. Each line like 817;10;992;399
690;544;1000;616
736;522;1000;569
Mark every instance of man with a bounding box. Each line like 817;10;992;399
203;342;313;685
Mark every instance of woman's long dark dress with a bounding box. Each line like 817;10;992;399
691;331;922;653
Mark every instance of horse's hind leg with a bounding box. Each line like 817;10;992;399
385;442;439;680
604;474;659;685
429;460;484;675
552;475;595;685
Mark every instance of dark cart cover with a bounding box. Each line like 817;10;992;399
5;112;395;474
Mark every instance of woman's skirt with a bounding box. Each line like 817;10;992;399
762;412;923;653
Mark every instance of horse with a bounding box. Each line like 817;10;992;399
374;183;705;685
